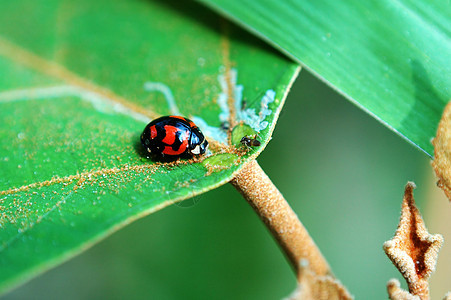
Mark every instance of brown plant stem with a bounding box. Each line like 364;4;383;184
230;159;331;276
383;182;444;300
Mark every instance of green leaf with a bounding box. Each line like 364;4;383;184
0;0;299;292
198;0;451;156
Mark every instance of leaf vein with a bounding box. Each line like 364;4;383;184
0;35;159;120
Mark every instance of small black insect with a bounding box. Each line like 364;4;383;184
220;121;230;131
240;135;261;147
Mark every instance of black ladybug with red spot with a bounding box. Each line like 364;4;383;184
141;115;209;161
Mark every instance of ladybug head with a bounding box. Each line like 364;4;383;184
189;128;208;155
190;137;208;155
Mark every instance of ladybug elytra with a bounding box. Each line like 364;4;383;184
141;115;208;160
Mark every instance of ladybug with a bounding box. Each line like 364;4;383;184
141;115;208;160
240;135;261;147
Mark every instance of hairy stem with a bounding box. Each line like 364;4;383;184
230;159;331;276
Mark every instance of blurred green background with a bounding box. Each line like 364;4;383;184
3;69;449;299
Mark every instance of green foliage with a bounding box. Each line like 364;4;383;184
198;0;451;156
0;0;298;292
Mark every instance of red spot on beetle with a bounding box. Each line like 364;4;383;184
162;125;178;145
169;115;187;121
163;141;187;155
150;125;157;139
